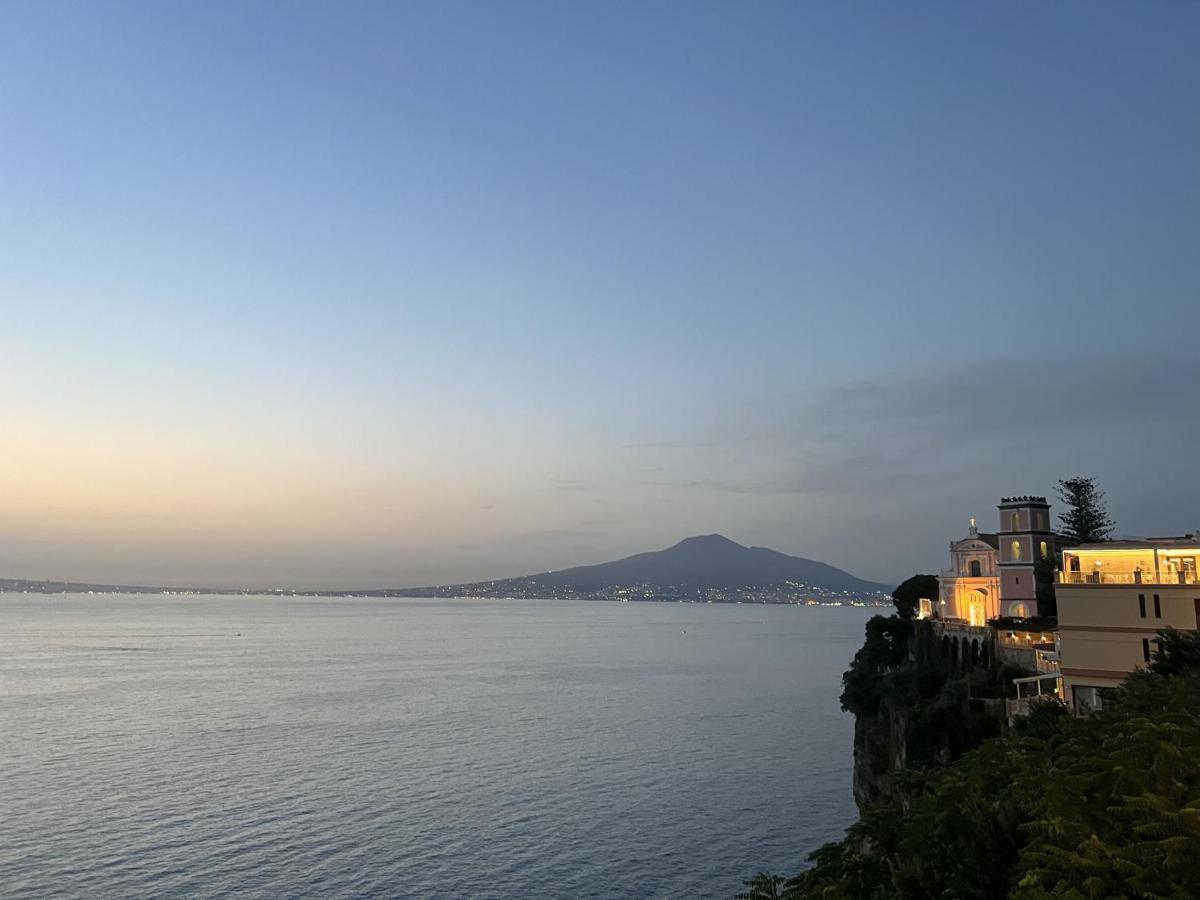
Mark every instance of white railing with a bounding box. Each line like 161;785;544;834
1061;571;1200;586
1035;652;1060;675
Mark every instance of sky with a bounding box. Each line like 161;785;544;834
1;1;1197;589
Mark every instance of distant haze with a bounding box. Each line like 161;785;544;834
1;3;1197;589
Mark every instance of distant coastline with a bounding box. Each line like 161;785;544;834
0;534;894;605
0;577;891;606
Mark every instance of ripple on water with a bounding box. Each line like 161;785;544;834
0;595;870;899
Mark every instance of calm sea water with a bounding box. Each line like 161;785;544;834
0;595;873;899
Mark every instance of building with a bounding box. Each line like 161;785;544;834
937;518;1000;625
937;496;1056;624
996;496;1056;619
1057;537;1200;711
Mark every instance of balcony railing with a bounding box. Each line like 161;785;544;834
1061;571;1200;586
1035;652;1060;674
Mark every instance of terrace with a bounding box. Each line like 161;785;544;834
1060;541;1200;586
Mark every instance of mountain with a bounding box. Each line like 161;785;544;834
383;534;892;601
0;535;893;602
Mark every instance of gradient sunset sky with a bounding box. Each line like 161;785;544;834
2;2;1197;589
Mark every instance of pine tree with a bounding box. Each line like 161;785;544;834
1055;476;1114;543
891;573;939;620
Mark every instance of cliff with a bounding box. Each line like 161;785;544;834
841;617;1017;814
852;690;918;810
744;629;1200;899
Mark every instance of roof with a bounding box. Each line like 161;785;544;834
1012;673;1062;684
951;532;998;549
1068;536;1200;551
998;496;1049;508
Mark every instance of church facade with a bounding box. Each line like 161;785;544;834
937;497;1056;624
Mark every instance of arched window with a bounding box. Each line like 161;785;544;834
970;560;982;577
1040;541;1048;560
1011;512;1020;531
1010;602;1028;619
1011;540;1022;560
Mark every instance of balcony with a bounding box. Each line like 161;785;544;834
1060;570;1200;586
1034;649;1060;674
1006;673;1064;723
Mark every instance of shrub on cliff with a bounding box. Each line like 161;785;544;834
841;617;1015;771
890;574;938;620
840;615;914;715
761;627;1200;899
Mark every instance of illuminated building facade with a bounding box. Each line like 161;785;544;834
995;496;1056;619
936;497;1055;624
937;518;1001;626
1057;538;1200;711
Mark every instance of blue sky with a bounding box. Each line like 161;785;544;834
2;1;1197;588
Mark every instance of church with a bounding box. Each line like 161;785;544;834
935;497;1057;624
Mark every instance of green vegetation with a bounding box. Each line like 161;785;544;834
740;629;1200;899
1032;555;1057;620
1055;476;1115;544
840;616;1023;814
890;575;939;620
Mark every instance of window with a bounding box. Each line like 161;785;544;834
1011;513;1020;531
1143;638;1151;663
970;560;981;577
1138;594;1146;618
1154;594;1161;618
1040;541;1048;560
1011;540;1021;560
1074;685;1111;713
1010;602;1027;618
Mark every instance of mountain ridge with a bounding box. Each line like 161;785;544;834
381;533;892;600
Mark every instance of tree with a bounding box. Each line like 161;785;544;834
1033;555;1057;619
1149;627;1200;678
891;574;939;620
735;873;794;900
840;615;914;714
1055;476;1114;543
766;666;1200;899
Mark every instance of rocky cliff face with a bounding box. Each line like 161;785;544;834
845;618;1010;814
851;692;907;811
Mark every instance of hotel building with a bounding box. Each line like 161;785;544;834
1057;537;1200;711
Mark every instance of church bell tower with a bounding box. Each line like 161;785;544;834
996;496;1054;618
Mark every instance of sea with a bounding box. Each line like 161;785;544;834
0;594;874;899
